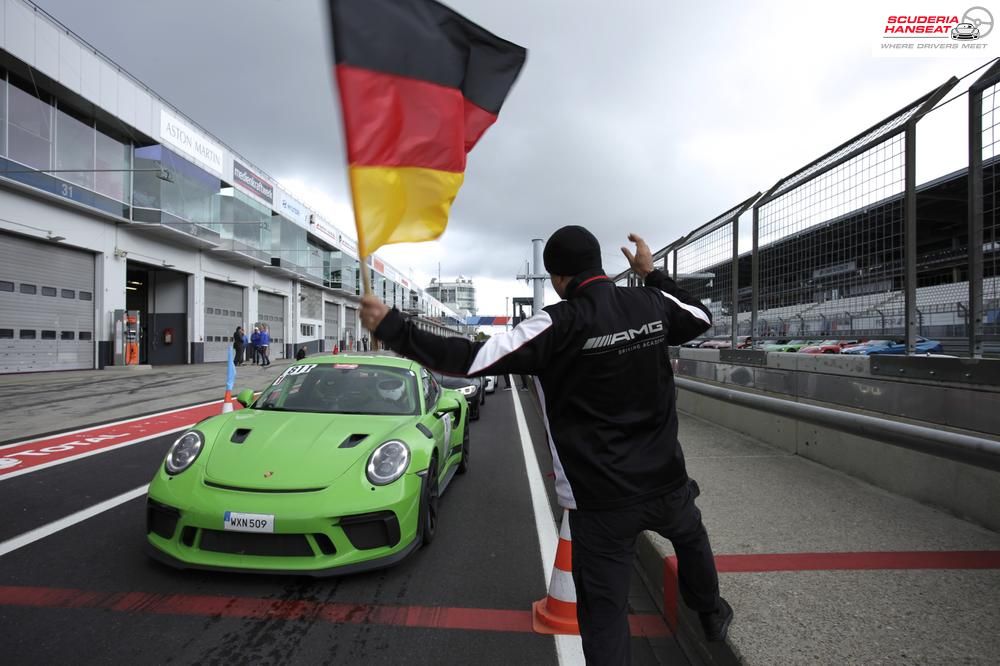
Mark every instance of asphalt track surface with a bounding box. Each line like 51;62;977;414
0;386;685;665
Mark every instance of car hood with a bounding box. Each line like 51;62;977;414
201;410;414;490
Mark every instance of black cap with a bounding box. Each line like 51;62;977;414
543;225;603;277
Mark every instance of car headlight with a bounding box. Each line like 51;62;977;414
366;440;411;486
457;385;477;396
165;431;204;475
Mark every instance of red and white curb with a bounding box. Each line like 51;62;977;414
0;400;239;481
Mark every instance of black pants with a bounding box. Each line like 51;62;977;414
503;373;529;389
568;480;720;666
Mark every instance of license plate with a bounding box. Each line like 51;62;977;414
223;511;274;533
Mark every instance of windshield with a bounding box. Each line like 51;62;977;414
433;373;478;389
254;363;420;416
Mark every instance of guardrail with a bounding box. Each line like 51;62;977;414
676;377;1000;473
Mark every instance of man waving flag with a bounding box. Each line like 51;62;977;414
328;0;526;263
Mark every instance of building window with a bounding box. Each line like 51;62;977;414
62;289;75;299
20;329;37;339
20;283;37;295
0;72;6;155
0;329;12;338
41;330;56;340
8;76;53;171
0;281;14;292
79;331;92;341
56;102;96;190
95;126;130;202
79;291;92;301
61;331;75;340
42;286;57;296
301;324;315;336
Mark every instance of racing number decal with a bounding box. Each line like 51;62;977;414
273;364;318;385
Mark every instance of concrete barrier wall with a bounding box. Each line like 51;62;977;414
677;387;1000;532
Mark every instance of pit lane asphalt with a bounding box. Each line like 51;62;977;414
0;386;685;665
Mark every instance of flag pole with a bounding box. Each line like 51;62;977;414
346;172;373;297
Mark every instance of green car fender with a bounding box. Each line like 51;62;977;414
406;388;467;473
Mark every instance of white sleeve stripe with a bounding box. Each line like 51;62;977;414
467;311;553;374
660;291;711;325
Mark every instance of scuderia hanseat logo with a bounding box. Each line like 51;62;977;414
878;6;994;53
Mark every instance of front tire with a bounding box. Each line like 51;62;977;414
419;458;439;546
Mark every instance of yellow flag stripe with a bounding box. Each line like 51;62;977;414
349;165;464;258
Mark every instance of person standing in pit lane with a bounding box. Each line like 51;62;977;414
258;325;271;367
232;326;245;366
359;227;732;665
250;325;260;365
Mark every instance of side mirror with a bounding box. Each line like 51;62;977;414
434;395;461;418
235;388;255;408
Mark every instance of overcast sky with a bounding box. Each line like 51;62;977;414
31;0;997;317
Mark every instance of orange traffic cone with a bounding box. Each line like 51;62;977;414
532;510;580;634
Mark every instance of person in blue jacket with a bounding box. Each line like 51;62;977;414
258;326;271;366
250;326;261;365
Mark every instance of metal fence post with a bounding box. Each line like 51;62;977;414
904;124;918;355
966;62;1000;357
731;216;739;348
751;204;759;342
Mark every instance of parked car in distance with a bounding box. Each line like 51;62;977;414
695;336;733;349
433;372;485;420
484;376;497;394
700;335;753;350
840;337;943;355
798;339;862;354
763;339;815;353
680;338;709;348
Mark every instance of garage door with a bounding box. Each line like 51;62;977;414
258;292;285;359
344;305;358;351
204;280;243;363
0;233;95;373
324;301;340;352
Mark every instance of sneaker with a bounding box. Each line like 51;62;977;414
520;387;529;391
699;598;733;642
503;387;512;391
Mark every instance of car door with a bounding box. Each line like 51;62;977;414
419;369;450;471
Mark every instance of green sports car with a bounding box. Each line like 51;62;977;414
145;355;470;576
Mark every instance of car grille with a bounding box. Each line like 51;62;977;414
198;529;316;557
203;480;326;493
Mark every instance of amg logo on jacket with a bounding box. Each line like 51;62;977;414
582;320;664;351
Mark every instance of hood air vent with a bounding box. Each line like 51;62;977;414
338;434;369;449
230;429;252;444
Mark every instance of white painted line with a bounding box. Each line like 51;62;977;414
0;399;220;450
0;484;148;558
0;427;190;483
508;376;585;665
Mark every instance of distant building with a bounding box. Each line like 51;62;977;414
427;276;477;315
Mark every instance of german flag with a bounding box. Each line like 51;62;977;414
328;0;526;259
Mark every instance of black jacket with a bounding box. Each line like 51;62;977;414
375;269;712;510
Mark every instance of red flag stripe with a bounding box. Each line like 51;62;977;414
336;64;496;172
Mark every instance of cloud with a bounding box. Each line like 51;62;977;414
31;0;992;317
